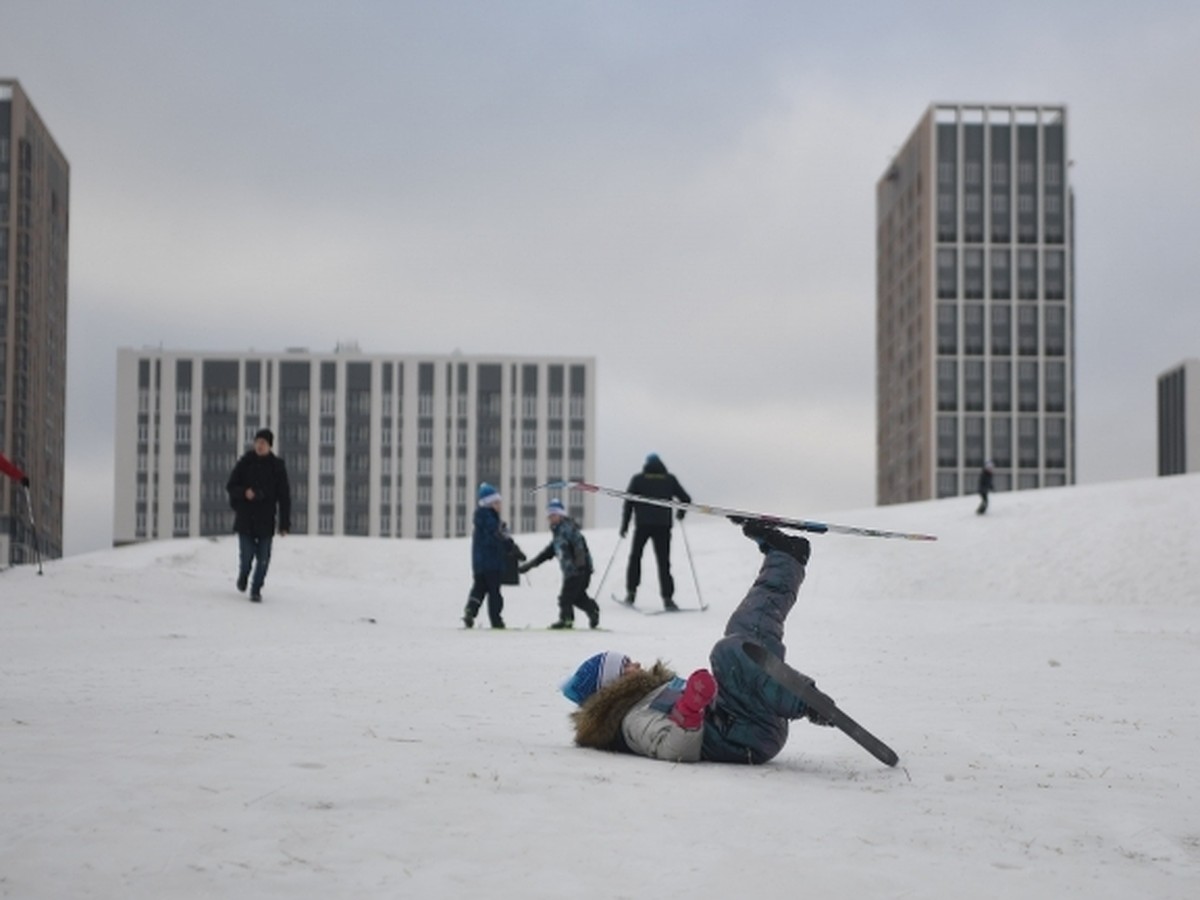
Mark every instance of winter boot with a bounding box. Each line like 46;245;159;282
669;669;718;730
236;572;249;592
585;599;601;630
662;597;680;612
549;619;574;630
250;592;263;603
741;522;810;566
463;596;482;629
622;592;636;606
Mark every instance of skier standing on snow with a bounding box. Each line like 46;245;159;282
519;498;602;630
463;483;521;629
620;453;691;611
977;460;995;515
226;428;291;603
562;521;835;764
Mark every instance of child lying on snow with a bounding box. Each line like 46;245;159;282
561;522;834;765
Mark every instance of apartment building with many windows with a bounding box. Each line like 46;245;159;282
0;80;70;566
876;103;1074;505
114;347;596;544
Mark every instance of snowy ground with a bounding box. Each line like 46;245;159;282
3;474;1199;899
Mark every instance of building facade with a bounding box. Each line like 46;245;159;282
114;348;596;544
0;80;70;566
1157;359;1200;476
876;104;1074;505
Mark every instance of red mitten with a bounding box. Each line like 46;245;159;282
668;669;718;730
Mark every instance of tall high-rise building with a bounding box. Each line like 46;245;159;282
114;347;596;544
1157;359;1200;476
876;104;1074;505
0;80;70;566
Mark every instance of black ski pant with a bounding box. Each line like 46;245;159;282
626;525;674;601
557;571;599;624
468;571;505;627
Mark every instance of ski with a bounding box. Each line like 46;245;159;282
532;481;937;542
610;594;705;615
742;641;898;767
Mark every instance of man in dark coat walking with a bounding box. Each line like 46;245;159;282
620;453;691;611
977;461;995;515
227;428;291;602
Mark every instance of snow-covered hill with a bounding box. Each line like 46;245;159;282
3;475;1199;898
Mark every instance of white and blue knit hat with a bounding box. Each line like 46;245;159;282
477;482;501;507
547;498;566;517
561;651;628;705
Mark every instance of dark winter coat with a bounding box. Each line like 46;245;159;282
472;505;509;575
621;456;691;532
227;451;291;538
978;467;994;496
526;516;593;578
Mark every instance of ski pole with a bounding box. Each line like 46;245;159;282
678;519;706;610
592;532;624;602
22;482;43;575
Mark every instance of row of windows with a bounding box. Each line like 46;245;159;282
937;303;1067;356
937;359;1067;412
937;248;1066;300
936;415;1068;469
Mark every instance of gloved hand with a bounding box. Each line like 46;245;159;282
668;669;717;730
675;509;686;521
619;527;627;539
517;562;532;574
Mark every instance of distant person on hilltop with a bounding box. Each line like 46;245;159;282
519;498;601;630
561;521;841;765
226;429;291;603
619;453;691;611
977;461;995;515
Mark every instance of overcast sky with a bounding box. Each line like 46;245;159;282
4;0;1198;555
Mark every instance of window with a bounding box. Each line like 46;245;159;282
937;416;958;467
320;391;337;415
937;303;958;354
964;417;985;467
176;390;191;413
937;249;957;299
1018;362;1039;411
937;360;957;411
964;305;985;355
1045;417;1066;467
991;305;1011;355
963;250;984;299
1018;306;1039;355
1045;306;1066;356
990;250;1010;299
1017;250;1038;299
1018;417;1039;468
1046;362;1066;412
991;416;1012;467
936;472;959;499
964;361;985;411
1044;250;1065;300
991;361;1012;412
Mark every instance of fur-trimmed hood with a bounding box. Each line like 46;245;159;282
571;661;676;751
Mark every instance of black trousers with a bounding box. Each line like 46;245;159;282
558;571;599;623
469;571;504;626
626;525;674;600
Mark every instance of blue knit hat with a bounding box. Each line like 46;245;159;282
561;651;628;705
477;482;501;507
547;498;566;517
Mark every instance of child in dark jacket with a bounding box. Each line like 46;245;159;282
463;483;521;629
562;521;836;764
520;498;602;630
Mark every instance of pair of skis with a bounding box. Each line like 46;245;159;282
531;480;937;542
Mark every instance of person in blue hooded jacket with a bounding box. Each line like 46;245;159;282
562;521;834;764
463;483;521;629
